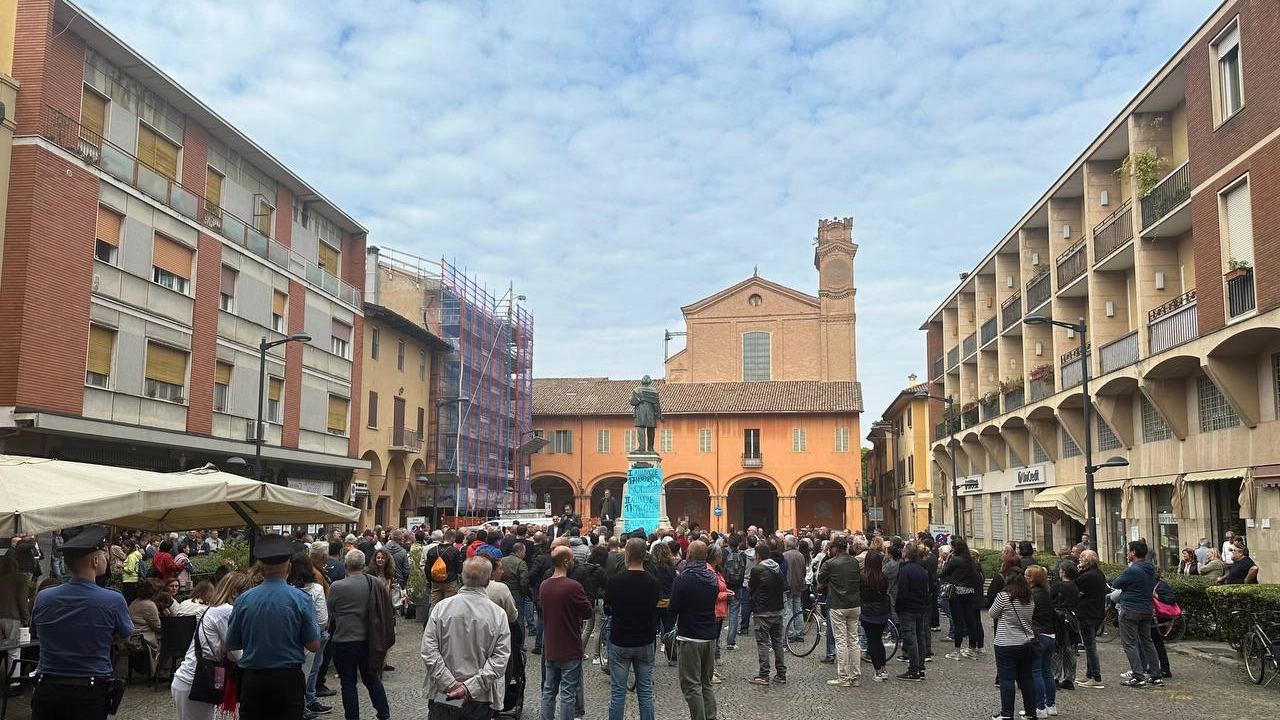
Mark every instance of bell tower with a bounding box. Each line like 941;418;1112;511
813;217;858;382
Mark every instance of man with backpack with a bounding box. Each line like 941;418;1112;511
721;534;747;651
425;528;464;613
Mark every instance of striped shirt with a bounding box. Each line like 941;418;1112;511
988;591;1035;647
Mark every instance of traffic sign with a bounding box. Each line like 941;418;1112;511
713;506;723;516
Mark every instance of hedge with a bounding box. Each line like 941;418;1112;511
975;548;1123;581
1161;575;1217;639
1205;584;1280;647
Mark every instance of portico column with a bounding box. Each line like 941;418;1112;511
844;494;860;533
778;494;797;532
711;495;728;534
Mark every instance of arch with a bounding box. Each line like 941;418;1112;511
794;472;851;494
410;458;426;477
1208;326;1280;358
795;476;846;529
1095;375;1139;397
727;476;778;532
724;472;783;496
399;487;415;527
961;430;980;444
374;496;389;527
665;476;712;531
531;475;576;517
1143;353;1201;380
1026;405;1056;422
999;415;1027;431
589;476;626;523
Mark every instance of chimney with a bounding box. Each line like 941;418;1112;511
908;373;918;386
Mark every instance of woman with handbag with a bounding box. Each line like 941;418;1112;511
940;537;978;660
1148;571;1176;680
988;567;1037;720
170;571;253;720
1026;565;1059;718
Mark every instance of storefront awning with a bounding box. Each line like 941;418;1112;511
1029;485;1086;525
1130;475;1177;487
1092;479;1125;491
1183;467;1249;484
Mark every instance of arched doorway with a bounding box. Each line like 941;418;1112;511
399;488;416;527
531;475;576;517
665;479;711;531
796;477;846;530
589;477;626;523
728;477;778;532
374;497;389;527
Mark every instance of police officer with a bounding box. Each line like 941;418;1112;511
226;534;321;720
30;526;133;720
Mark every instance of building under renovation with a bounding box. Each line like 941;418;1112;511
365;247;534;519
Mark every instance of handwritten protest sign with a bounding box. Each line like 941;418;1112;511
622;465;663;534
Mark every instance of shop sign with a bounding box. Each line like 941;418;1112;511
1156;510;1175;525
290;478;335;496
1015;466;1048;487
958;476;983;494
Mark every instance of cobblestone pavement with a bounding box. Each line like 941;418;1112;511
8;618;1278;720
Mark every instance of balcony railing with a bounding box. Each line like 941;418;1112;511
980;317;998;347
947;345;960;370
1093;201;1134;262
1000;293;1022;330
1141;162;1191;229
1148;290;1197;354
981;400;1000;421
1061;341;1091;365
1026;267;1051;310
40;107;361;307
1061;350;1090;390
741;454;763;469
1056;239;1088;288
1030;378;1054;402
391;428;423;453
1099;331;1139;373
1003;387;1025;412
1226;269;1256;318
962;332;977;359
932;355;944;380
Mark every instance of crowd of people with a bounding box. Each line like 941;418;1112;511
1;516;1263;720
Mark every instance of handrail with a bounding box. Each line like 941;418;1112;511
1148;289;1197;323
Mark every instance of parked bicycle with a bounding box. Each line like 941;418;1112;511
1241;610;1280;686
784;590;900;659
1096;589;1185;642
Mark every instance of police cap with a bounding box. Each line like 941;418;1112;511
61;526;109;557
253;534;296;565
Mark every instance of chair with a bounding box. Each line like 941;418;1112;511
153;615;198;690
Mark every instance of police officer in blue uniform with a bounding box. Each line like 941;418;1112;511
226;534;321;720
30;526;133;720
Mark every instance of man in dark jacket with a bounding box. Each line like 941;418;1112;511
528;540;555;654
894;544;931;681
816;535;861;686
747;543;787;686
1075;550;1108;688
1111;541;1159;687
919;536;940;633
667;541;719;720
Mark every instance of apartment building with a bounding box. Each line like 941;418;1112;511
0;0;368;496
865;376;939;538
531;218;864;533
919;0;1280;577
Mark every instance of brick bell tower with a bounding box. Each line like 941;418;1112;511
814;217;858;382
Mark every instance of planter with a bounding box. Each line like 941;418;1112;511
1224;267;1252;283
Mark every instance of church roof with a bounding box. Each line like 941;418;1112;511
533;377;863;416
680;275;819;315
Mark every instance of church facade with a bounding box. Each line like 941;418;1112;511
531;218;865;533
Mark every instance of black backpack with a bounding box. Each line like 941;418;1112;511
723;550;746;588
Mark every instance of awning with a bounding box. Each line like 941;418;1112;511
1029;485;1087;525
1183;467;1249;484
1093;479;1126;491
1131;475;1177;487
1256;464;1280;488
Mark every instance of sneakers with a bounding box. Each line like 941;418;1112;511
306;702;332;714
826;678;852;687
1077;677;1105;689
944;651;965;661
961;648;978;659
1120;676;1146;688
591;657;601;665
726;644;738;651
1017;710;1047;719
314;686;336;698
749;676;770;686
873;670;890;682
711;673;723;684
1147;676;1164;687
820;656;835;664
924;654;934;662
897;655;910;663
896;671;923;682
992;715;1013;720
1045;706;1058;717
773;675;787;685
931;626;942;631
1120;671;1135;680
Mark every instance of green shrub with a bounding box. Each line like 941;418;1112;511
1205;584;1280;646
406;543;426;607
1161;575;1218;639
190;538;250;576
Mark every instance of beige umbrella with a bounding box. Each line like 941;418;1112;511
1171;474;1188;520
1238;470;1257;521
1120;477;1134;519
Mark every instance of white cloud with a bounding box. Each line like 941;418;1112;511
78;0;1215;425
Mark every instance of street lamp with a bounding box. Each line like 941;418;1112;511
254;332;311;482
914;391;958;536
1023;313;1129;544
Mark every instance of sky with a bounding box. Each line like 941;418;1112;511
80;0;1216;431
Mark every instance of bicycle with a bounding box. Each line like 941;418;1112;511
861;618;901;664
1242;610;1280;686
785;591;826;657
1095;594;1184;643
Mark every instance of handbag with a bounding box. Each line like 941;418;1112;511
1010;599;1042;657
188;616;227;704
939;582;955;599
1152;596;1181;619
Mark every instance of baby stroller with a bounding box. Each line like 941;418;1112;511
497;620;526;718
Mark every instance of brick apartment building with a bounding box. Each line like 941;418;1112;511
532;218;864;533
0;0;369;496
913;0;1280;578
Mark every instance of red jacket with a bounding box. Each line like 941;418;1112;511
150;551;180;580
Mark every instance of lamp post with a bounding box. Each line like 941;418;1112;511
254;333;311;482
1023;314;1129;544
914;391;958;536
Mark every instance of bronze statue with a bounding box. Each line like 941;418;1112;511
629;375;663;453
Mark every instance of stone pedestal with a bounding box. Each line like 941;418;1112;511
618;452;668;533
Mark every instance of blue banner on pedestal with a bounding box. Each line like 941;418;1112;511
622;466;663;534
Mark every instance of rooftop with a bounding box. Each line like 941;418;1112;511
533;378;863;416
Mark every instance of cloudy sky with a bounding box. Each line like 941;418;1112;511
81;0;1214;428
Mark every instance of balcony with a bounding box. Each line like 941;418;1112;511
931;355;944;380
1030;378;1054;402
1061;344;1090;390
1003;387;1025;412
1000;293;1022;330
1056;239;1088;289
1226;268;1256;318
39;107;361;307
1099;331;1139;373
1148;290;1197;354
391;427;423;453
1092;202;1133;263
1140;162;1191;236
1026;267;1051;310
741;454;763;469
980;317;998;347
962;332;977;359
981;399;1000;421
947;345;960;370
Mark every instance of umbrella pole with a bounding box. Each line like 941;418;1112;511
229;502;261;560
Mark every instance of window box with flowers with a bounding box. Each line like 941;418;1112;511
1029;364;1055;383
1224;259;1252;283
1000;376;1024;396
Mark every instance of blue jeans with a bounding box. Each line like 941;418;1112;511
823;601;836;659
540;658;582;720
995;643;1037;719
608;642;655;720
521;595;534;633
1080;617;1102;681
898;610;928;674
737;586;751;630
304;631;329;706
1034;634;1056;709
783;593;803;637
51;557;65;581
534;607;545;652
726;593;742;646
333;641;390;720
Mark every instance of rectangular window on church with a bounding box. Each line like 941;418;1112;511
699;428;712;453
742;331;771;382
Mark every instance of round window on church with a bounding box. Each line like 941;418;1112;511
748;293;762;307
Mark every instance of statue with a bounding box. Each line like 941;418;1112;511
629;375;663;453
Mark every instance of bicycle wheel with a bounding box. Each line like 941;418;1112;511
597;629;609;675
1244;630;1267;684
883;620;901;660
1097;606;1118;644
786;613;820;657
1157;614;1186;643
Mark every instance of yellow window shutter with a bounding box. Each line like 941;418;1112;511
268;377;283;402
138;125;179;181
205;169;223;208
152;234;193;279
96;206;122;246
318;242;340;276
81;89;107;139
327;396;348;433
145;343;188;386
272;290;287;316
214;361;232;386
87;326;114;377
255;196;273;236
